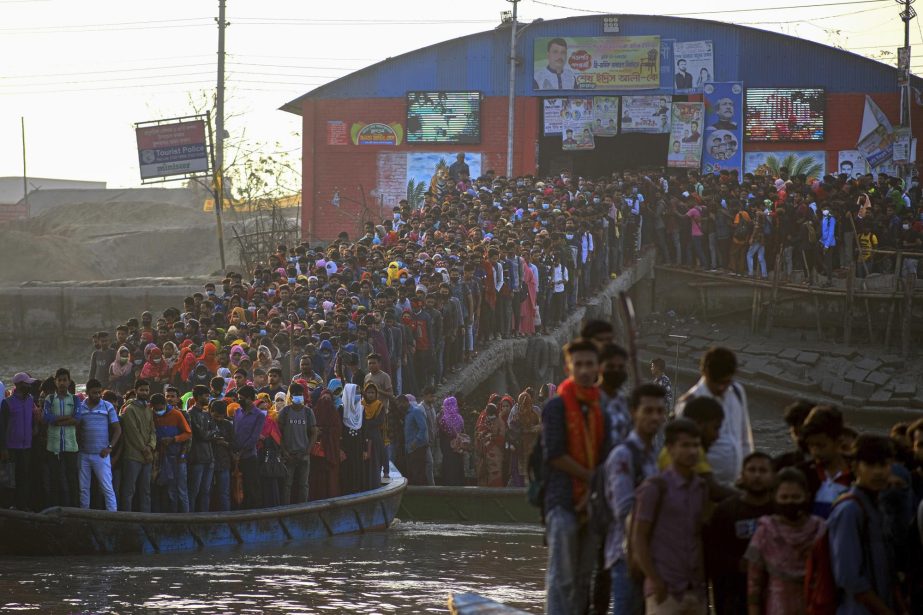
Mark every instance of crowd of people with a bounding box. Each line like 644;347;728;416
2;163;923;615
541;331;923;615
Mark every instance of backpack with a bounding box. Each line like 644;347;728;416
804;494;868;615
734;215;753;241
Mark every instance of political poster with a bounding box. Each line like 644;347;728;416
621;96;672;134
660;39;675;92
672;40;714;93
701;82;744;176
838;150;870;178
744;151;826;179
667;102;704;169
592;96;620;136
562;98;595;150
533;36;660;91
543;97;593;135
856;95;894;167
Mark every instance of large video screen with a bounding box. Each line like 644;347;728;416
406;91;481;144
745;88;825;142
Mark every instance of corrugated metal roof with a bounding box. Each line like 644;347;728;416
281;13;919;114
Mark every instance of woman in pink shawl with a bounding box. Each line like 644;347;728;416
518;252;538;335
438;396;466;486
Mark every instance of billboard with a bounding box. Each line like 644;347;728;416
857;95;894;167
533;36;661;91
744;151;826;178
837;150;870;178
561;98;596;150
701;82;744;176
406;91;481;144
136;119;209;181
621;96;672;133
744;88;825;142
667;102;705;169
544;96;619;137
672;40;714;93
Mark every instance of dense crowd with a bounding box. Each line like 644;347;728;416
1;162;922;615
541;333;923;615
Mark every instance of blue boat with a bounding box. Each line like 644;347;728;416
0;478;406;556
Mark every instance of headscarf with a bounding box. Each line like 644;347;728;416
361;382;382;420
161;341;180;369
110;345;133;378
342;383;362;431
198;341;219;373
230;306;248;325
440;396;464;437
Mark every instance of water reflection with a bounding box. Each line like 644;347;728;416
0;523;546;614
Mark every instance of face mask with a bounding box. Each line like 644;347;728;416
542;203;550;210
822;210;830;217
903;223;911;231
207;290;216;297
288;277;296;284
175;332;183;339
153;358;162;364
292;395;305;405
154;408;167;416
259;329;267;336
565;233;574;240
119;355;129;363
400;277;408;284
394;213;401;221
593;198;600;204
602;369;627;391
775;501;805;522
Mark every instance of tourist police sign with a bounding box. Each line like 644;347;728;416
135;117;210;182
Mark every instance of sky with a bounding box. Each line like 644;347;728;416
0;0;918;189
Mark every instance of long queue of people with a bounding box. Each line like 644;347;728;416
541;330;923;615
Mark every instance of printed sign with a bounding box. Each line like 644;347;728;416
660;39;675;92
350;122;403;145
701;82;744;176
857;95;895;168
544;97;619;136
672;40;714;93
621;96;672;134
591;96;620;136
327;121;348;146
562;98;595;150
533;35;660;91
136;119;209;181
667;102;704;169
744;151;826;179
837;150;870;177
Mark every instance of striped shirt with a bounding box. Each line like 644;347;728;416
76;400;119;455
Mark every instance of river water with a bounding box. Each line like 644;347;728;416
0;393;912;614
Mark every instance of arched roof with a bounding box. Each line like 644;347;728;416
282;13;917;113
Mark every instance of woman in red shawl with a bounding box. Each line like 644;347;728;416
518;252;538;335
172;341;197;386
198;341;219;374
308;389;343;500
475;402;506;487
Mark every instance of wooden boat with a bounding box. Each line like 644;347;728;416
398;486;538;524
0;478;406;556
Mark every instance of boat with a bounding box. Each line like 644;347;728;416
0;478;406;556
399;486;538;524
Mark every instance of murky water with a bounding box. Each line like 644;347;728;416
0;389;913;614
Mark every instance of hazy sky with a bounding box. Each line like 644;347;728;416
0;0;916;188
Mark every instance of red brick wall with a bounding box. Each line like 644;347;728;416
299;96;540;241
300;92;919;240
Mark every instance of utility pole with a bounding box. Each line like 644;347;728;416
505;0;518;178
214;0;227;270
20;116;29;218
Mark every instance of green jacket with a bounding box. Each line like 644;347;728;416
120;400;156;463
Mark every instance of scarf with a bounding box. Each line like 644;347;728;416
482;259;497;307
362;398;382;421
342;383;362;431
110;346;133;377
198;342;219;373
557;377;604;507
440;396;464;436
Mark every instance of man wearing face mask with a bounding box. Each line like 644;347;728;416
119;379;157;512
598;343;632;447
278;382;317;504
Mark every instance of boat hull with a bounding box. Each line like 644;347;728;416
398;486;538;524
0;478;406;556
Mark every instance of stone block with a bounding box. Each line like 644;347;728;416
796;351;821;366
880;354;904;368
778;348;800;360
865;371;890;387
744;344;777;356
869;389;892;404
745;357;768;373
892;382;917;397
844;368;870;383
831;381;852;398
855;357;882;372
685;337;710;351
760;364;784;379
851;381;876;399
821;376;835;394
843;395;865;408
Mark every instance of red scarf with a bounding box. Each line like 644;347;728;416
557;377;604;506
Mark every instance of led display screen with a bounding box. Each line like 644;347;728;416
745;88;825;142
406;91;481;144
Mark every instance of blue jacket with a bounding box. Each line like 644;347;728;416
404;404;429;454
821;215;837;249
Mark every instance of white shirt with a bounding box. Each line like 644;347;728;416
675;376;754;486
534;65;577;90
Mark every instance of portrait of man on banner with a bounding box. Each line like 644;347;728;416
534;37;577;90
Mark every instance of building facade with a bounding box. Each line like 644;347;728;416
282;13;922;240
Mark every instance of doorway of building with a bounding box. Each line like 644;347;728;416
539;132;671;177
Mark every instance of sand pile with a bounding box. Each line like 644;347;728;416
0;197;236;284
